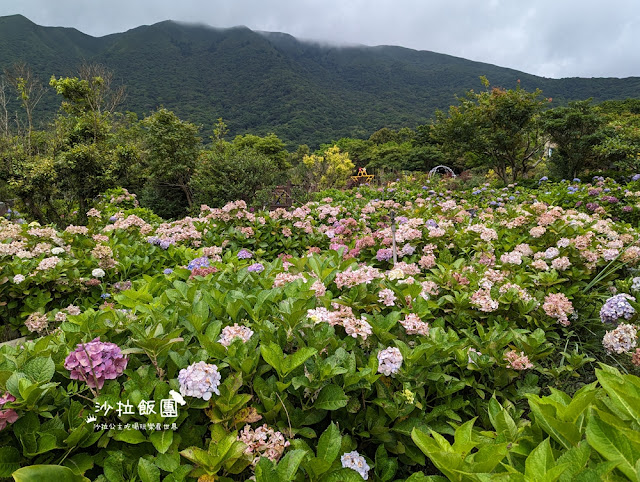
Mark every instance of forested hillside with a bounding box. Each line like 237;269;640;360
1;14;640;146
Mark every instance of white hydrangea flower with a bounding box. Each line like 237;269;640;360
51;247;66;255
13;274;25;283
377;347;403;376
92;268;106;278
178;361;222;400
387;268;405;280
341;450;370;480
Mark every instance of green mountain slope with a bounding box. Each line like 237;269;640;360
1;14;640;147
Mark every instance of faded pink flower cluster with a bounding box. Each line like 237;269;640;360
218;324;254;347
273;272;306;287
602;323;638;354
542;293;574;326
420;280;440;299
238;424;290;465
470;289;499;312
334;265;383;289
500;251;523;265
504;350;533;370
64;338;128;389
399;313;430;336
378;288;397;306
306;304;373;340
25;312;48;333
36;256;61;271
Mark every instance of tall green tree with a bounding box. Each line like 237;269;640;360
49;65;130;223
542;99;607;178
431;77;548;183
596;110;640;172
231;133;289;169
142;108;201;212
191;145;285;208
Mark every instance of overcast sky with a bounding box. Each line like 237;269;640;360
2;0;640;79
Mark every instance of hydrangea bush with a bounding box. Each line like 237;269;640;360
1;177;640;479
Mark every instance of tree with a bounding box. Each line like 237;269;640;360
231;133;289;169
49;66;130;223
431;78;548;183
4;62;45;152
142;108;201;211
595;111;640;171
0;76;9;138
191;146;285;208
542;100;607;178
302;146;354;190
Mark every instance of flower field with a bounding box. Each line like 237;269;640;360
2;177;640;481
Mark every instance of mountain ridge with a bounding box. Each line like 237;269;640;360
1;14;639;147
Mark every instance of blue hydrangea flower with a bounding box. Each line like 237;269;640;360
247;263;264;273
600;293;636;324
633;174;640;181
187;256;210;270
163;268;173;275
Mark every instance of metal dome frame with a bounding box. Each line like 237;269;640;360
428;165;456;178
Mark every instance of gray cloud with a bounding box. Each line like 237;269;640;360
2;0;640;78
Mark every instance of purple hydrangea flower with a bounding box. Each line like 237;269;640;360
425;219;439;228
159;240;174;250
109;216;117;222
238;249;253;260
376;248;394;262
187;256;210;270
600;293;636;324
178;361;221;400
248;263;264;273
633;174;640;181
64;338;128;389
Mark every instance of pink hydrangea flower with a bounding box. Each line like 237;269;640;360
64;338;128;389
0;392;18;431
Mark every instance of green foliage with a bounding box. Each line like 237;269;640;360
141;108;201;211
413;366;640;481
191;145;286;208
542;99;608;179
3;15;640;149
431;77;548;183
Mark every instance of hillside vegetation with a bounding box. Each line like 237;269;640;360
1;14;640;147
